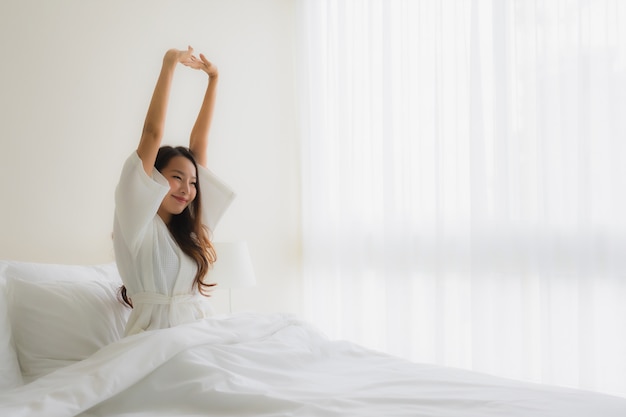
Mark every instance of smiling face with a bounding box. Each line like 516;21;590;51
157;155;198;224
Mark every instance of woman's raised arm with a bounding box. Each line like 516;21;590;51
137;47;194;175
184;53;219;168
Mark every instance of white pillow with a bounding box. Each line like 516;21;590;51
0;271;23;390
7;278;129;380
0;260;129;382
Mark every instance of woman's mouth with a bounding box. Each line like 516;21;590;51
173;196;188;204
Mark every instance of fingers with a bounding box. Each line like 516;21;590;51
177;49;217;76
177;45;195;64
184;45;194;59
190;53;210;67
184;55;202;66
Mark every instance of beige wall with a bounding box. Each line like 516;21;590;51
0;0;302;315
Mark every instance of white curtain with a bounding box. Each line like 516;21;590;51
297;0;626;397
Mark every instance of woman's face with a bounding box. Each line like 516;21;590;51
157;156;198;223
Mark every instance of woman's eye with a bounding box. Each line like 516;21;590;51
191;183;197;188
173;176;181;180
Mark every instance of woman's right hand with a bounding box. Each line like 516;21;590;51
163;46;195;66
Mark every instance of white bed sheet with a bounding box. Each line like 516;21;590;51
1;313;625;417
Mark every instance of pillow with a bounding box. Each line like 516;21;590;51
7;277;129;381
0;260;128;382
0;272;23;390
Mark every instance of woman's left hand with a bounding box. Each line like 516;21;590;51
184;53;219;78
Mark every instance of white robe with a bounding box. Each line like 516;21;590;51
112;151;235;336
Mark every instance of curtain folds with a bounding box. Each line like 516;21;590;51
298;0;626;397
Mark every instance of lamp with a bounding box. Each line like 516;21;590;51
210;241;256;313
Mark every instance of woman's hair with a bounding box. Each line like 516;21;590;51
120;146;217;308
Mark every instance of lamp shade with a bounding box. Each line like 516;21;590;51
210;241;256;289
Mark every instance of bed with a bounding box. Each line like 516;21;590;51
1;260;625;417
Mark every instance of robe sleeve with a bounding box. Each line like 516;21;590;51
196;165;236;233
114;152;169;254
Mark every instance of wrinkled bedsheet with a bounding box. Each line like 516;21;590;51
1;313;625;417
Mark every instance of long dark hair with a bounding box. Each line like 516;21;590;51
120;146;217;308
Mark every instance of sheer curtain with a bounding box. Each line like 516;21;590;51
297;0;626;397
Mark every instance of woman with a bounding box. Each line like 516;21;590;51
113;46;235;337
